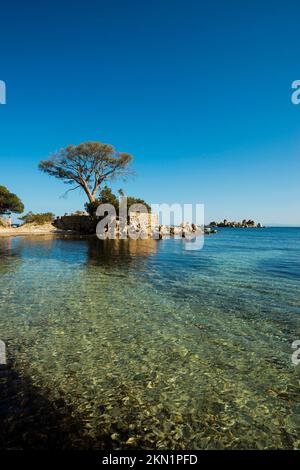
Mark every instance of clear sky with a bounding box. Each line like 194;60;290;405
0;0;300;225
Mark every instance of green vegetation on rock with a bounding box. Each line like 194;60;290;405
19;212;55;225
85;186;151;216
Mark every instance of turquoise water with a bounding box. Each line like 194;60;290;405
0;228;300;449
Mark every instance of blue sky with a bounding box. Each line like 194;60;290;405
0;0;300;225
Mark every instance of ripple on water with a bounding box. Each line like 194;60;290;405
0;230;300;449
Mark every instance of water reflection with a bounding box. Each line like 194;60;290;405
86;237;157;268
0;236;158;270
0;238;23;276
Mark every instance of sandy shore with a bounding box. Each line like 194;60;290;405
0;223;73;238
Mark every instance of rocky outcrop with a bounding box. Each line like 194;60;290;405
54;215;96;234
54;215;217;239
209;219;264;228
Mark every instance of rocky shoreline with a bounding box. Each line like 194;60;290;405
1;216;264;239
151;223;217;238
0;220;216;239
0;222;71;237
54;214;218;238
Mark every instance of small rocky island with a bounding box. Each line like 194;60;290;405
55;214;217;238
209;219;264;228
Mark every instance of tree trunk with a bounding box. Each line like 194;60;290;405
86;191;96;203
81;181;95;203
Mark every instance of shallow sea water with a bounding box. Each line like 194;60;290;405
0;228;300;449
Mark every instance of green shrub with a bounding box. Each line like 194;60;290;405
19;211;55;225
85;201;100;216
85;186;151;216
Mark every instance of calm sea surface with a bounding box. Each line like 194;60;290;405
0;227;300;449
